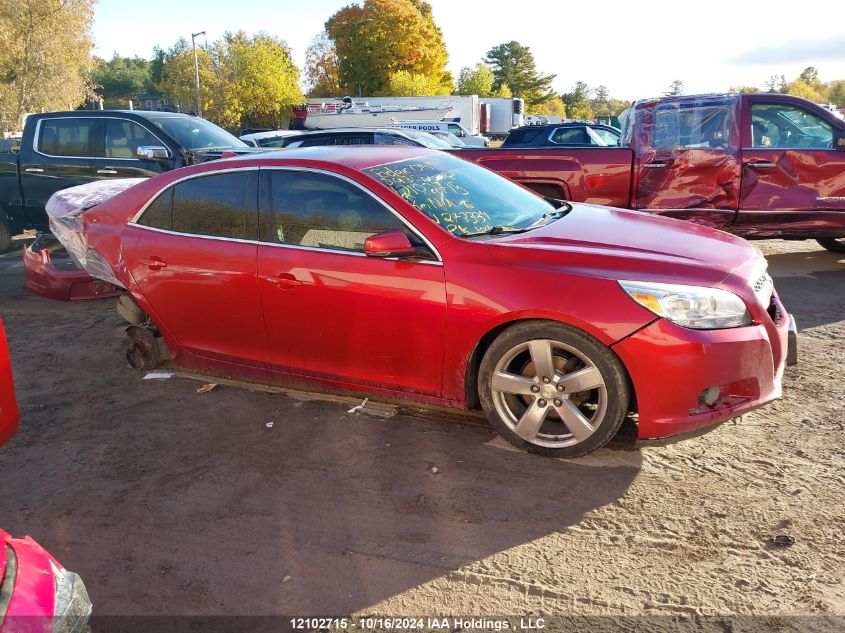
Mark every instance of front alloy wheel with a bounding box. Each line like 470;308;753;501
479;322;630;457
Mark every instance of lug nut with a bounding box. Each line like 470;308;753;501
556;383;564;392
542;376;551;383
530;385;540;393
538;399;548;407
554;398;563;407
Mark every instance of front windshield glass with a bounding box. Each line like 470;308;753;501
150;116;247;151
364;154;555;236
397;129;453;149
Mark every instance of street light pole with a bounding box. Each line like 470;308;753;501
191;31;206;116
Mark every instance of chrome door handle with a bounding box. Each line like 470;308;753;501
97;169;118;175
642;162;667;169
24;167;44;173
746;161;776;169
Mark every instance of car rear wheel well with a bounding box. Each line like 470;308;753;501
465;318;638;415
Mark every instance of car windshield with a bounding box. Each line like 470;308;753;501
363;153;556;237
395;129;453;149
149;116;247;151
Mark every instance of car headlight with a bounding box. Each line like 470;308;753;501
619;281;751;329
50;561;92;633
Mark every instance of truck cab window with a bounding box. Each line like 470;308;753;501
751;104;833;149
104;120;162;159
38;119;97;157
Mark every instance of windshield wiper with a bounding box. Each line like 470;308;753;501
528;205;572;228
460;225;531;238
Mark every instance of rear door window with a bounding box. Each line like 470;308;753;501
652;103;731;149
169;172;253;239
267;170;405;252
299;134;373;147
550;127;588;145
37;118;98;157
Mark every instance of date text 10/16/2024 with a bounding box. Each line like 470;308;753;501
289;618;546;631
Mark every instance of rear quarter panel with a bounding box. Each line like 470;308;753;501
453;148;634;206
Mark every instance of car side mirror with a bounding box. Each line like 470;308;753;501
364;230;416;257
136;145;170;160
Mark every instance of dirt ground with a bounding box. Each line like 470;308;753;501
0;236;843;631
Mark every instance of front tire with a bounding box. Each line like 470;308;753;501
817;238;845;253
0;216;11;254
479;321;630;458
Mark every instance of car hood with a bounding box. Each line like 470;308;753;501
487;203;763;287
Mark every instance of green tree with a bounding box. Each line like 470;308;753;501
483;41;555;108
0;0;95;132
325;0;450;96
765;74;787;93
304;32;341;98
93;54;154;108
456;63;495;96
561;82;593;120
828;80;845;105
592;84;610;117
665;79;685;96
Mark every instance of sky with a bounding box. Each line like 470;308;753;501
93;0;845;101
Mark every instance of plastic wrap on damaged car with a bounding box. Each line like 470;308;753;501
628;94;742;213
46;179;144;289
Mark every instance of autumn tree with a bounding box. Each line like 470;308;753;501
93;55;155;108
484;41;555;108
157;32;302;129
828;80;845;105
665;79;685;96
209;32;303;129
0;0;95;132
456;63;494;96
765;74;787;93
325;0;451;96
384;70;450;96
592;85;610;117
729;86;761;94
304;33;341;98
158;37;214;114
530;97;566;117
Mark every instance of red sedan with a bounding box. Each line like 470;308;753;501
75;147;796;457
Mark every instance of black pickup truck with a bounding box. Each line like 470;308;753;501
0;110;258;252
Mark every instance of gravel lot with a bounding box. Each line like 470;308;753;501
0;237;843;631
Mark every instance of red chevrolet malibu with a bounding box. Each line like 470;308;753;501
74;147;796;457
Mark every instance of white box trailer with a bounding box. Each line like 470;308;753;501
481;97;525;136
306;95;481;135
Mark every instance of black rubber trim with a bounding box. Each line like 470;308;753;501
0;544;18;627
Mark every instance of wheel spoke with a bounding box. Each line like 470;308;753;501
528;340;556;381
554;399;595;442
492;371;536;396
514;401;549;441
558;366;603;393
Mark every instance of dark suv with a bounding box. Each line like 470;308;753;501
502;123;621;148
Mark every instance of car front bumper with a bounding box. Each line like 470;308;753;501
23;236;119;302
612;291;794;440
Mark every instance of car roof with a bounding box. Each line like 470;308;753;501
240;130;301;140
225;145;438;170
294;127;415;135
32;110;197;119
510;122;618;132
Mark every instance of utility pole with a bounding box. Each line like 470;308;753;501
191;31;206;116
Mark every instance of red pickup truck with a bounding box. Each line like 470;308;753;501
459;93;845;252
